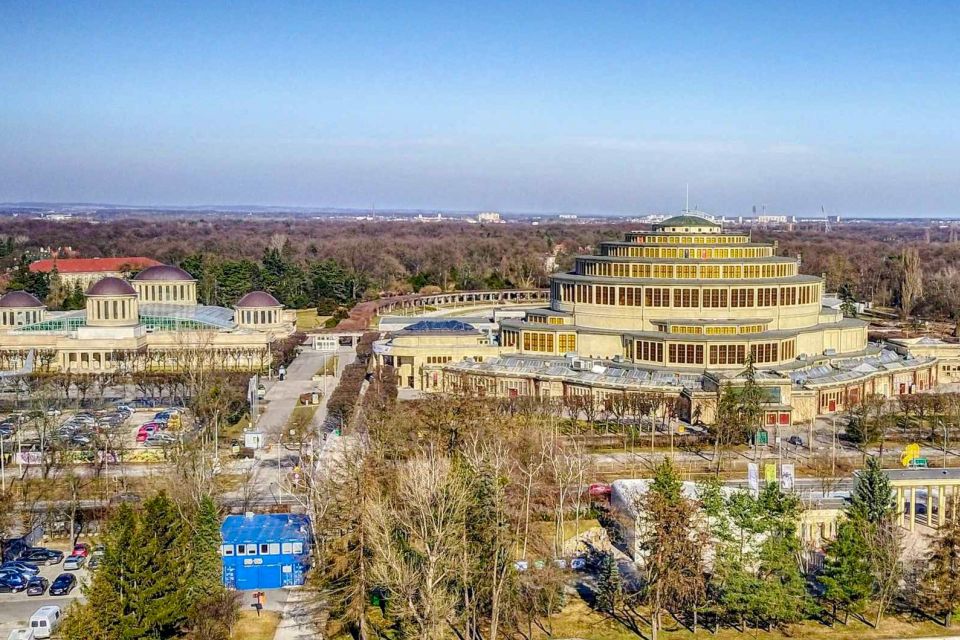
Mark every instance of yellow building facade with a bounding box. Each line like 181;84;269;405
0;267;297;374
378;214;949;422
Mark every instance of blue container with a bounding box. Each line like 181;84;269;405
220;513;312;590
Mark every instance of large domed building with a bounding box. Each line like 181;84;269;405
0;264;296;373
378;213;945;425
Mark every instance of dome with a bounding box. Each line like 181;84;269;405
0;290;44;308
654;214;720;229
86;277;137;296
132;265;195;282
235;291;281;308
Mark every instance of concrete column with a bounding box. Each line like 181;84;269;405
910;487;917;531
897;487;904;528
939;485;946;528
928;485;934;527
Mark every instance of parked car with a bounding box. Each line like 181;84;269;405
21;549;63;566
71;543;90;557
143;433;177;447
6;628;37;640
29;605;62;638
25;576;48;596
1;561;40;577
45;408;62;417
48;574;76;596
0;572;27;593
787;435;804;446
62;555;85;571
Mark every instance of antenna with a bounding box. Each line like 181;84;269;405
685;184;689;213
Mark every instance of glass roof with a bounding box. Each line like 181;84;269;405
139;304;237;330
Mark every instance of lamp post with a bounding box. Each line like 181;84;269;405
831;416;837;478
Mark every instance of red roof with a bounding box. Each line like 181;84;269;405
29;257;162;274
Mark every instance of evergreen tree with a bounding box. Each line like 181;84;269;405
595;552;624;613
917;499;960;625
851;456;896;524
820;519;874;623
188;494;223;600
640;459;707;639
137;492;189;635
62;280;85;310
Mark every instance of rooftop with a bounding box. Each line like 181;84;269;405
0;290;44;308
133;264;195;282
221;513;312;542
653;214;721;229
235;291;281;308
86;277;137;296
402;319;478;333
30;257;161;274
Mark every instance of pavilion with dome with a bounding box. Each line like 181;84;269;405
0;264;296;373
378;213;956;425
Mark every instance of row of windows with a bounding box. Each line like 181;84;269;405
624;233;748;244
1;310;41;326
523;331;555;353
553;283;821;309
600;246;773;259
622;339;797;366
558;334;577;353
663;324;766;335
527;314;567;325
135;283;193;303
669;343;704;364
501;329;519;347
630;340;664;363
426;356;452;364
221;542;304;557
577;260;796;279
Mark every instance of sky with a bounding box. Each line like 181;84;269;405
1;1;958;217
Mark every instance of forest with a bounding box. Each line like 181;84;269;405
1;216;960;322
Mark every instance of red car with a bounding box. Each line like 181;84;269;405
136;424;161;442
72;543;90;557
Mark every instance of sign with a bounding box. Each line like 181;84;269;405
747;463;759;494
764;463;777;484
781;463;795;490
901;443;921;468
755;430;769;446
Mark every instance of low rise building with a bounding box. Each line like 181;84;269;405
221;513;312;590
29;256;162;288
0;265;296;373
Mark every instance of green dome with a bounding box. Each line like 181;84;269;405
654;214;720;229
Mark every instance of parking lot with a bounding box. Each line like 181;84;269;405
0;543;89;635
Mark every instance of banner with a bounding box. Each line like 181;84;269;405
747;463;759;494
781;463;795;490
764;463;777;484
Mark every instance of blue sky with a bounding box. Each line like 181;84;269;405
1;1;958;216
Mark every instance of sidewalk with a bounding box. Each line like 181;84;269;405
272;588;320;640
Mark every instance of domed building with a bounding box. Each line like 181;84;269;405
132;265;197;305
235;291;284;329
0;291;45;328
0;264;296;373
379;213;945;425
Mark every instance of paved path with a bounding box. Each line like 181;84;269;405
272;588;321;639
225;346;354;507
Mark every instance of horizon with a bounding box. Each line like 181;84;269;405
2;2;959;217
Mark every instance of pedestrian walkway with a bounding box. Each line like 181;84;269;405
272;588;320;640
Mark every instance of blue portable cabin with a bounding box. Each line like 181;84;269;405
221;513;312;590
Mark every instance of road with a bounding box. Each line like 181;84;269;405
221;345;355;509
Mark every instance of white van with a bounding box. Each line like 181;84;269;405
28;606;61;639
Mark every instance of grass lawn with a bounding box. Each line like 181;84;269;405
541;597;953;640
288;404;319;430
231;610;280;640
295;309;330;331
